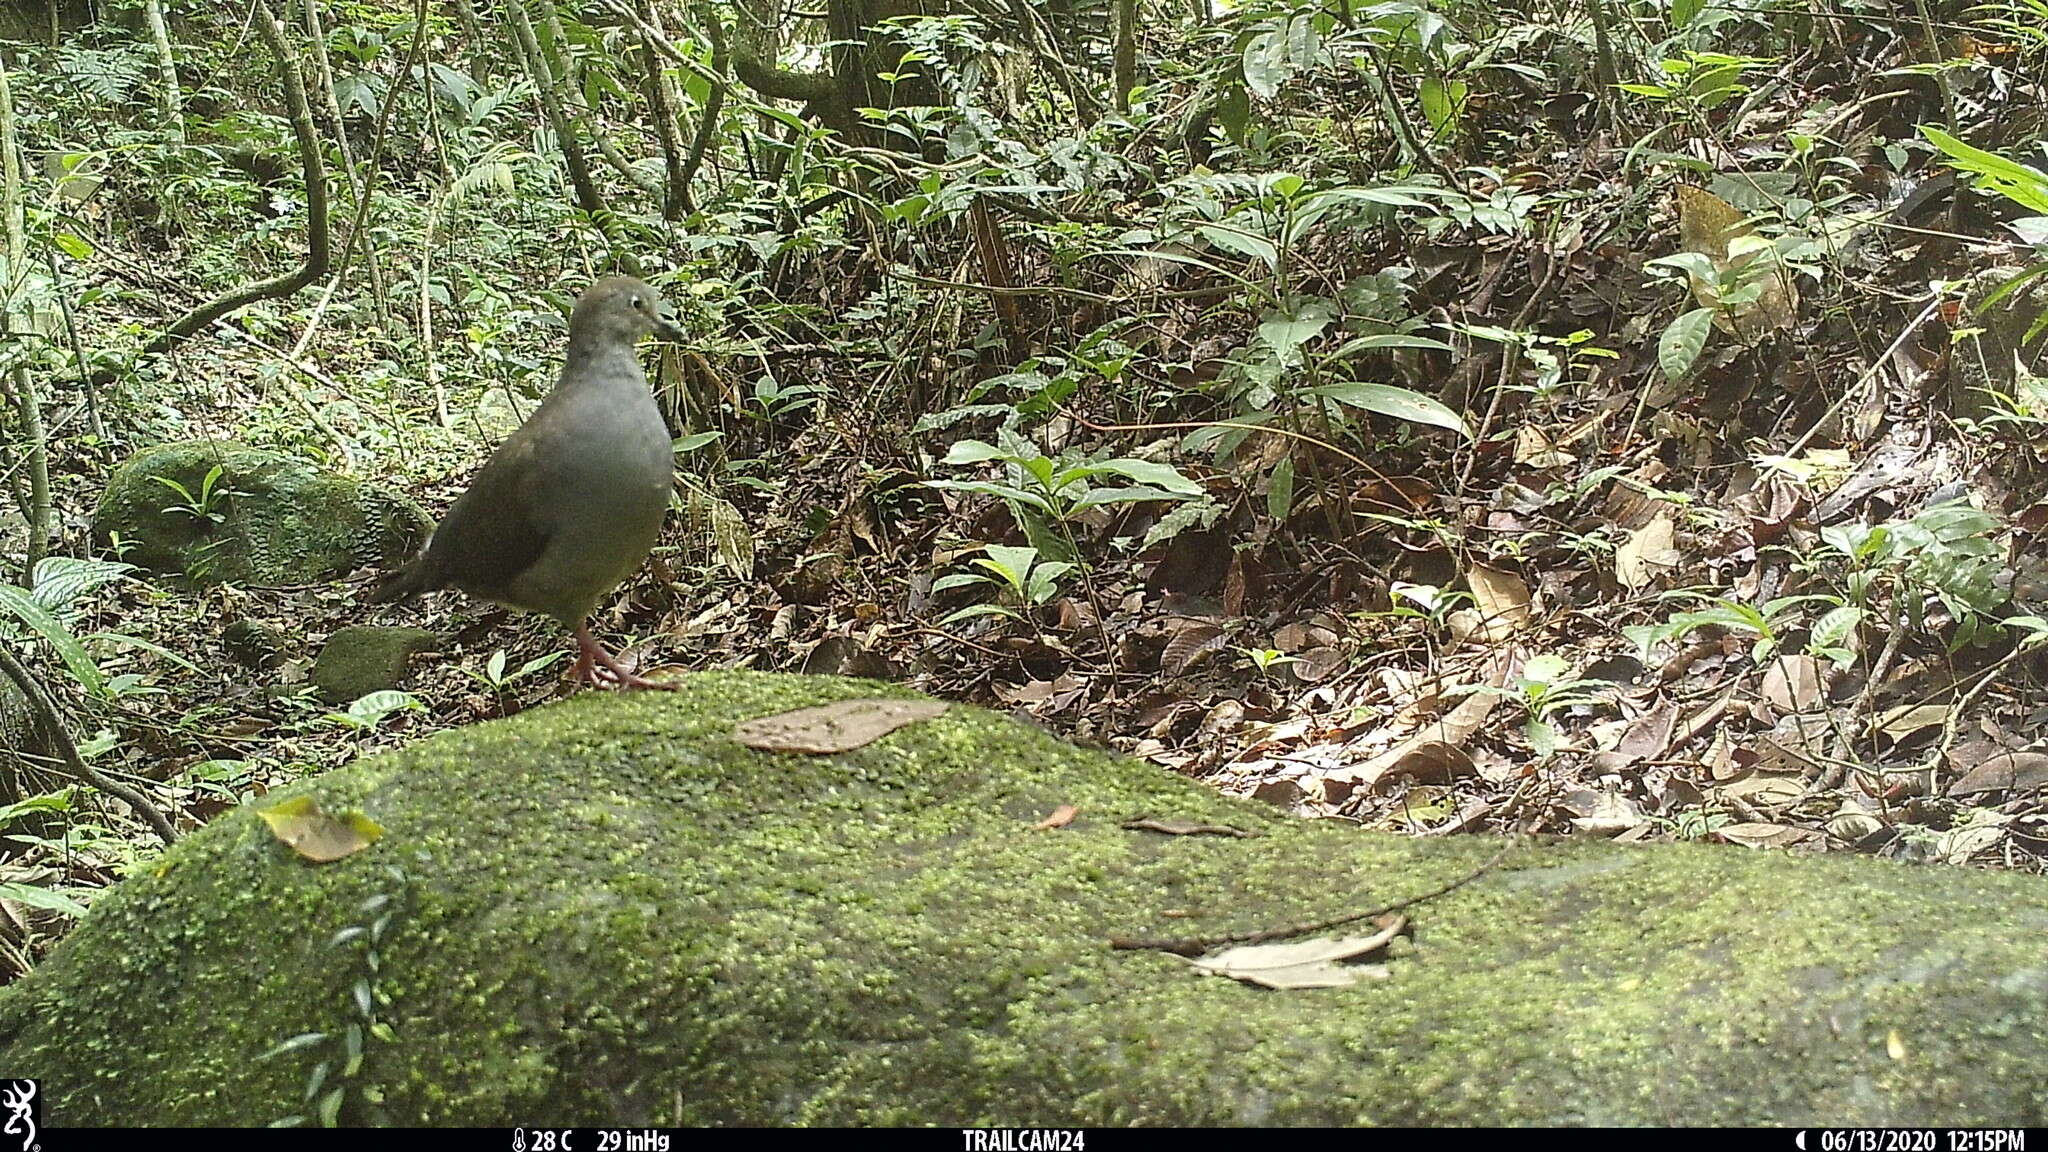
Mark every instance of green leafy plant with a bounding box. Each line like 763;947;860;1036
1241;647;1300;677
1616;51;1771;115
1383;580;1475;631
324;690;426;733
264;873;406;1127
1820;500;2008;648
928;429;1206;564
0;558;187;700
1922;126;2048;344
1478;652;1613;758
461;649;567;694
932;544;1073;623
1625;593;1841;665
151;464;242;524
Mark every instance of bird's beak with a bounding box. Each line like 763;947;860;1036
649;301;686;343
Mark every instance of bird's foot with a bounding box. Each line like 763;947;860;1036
572;625;681;691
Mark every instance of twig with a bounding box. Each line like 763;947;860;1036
1059;408;1406;505
1783;293;1944;459
0;644;176;845
1110;840;1515;956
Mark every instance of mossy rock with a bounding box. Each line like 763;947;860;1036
4;672;2047;1126
92;441;431;586
222;619;295;671
311;626;444;703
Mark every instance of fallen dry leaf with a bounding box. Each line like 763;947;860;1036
1715;822;1816;850
1589;699;1680;774
1560;789;1645;837
732;699;949;753
1950;751;2048;796
1615;513;1680;591
257;796;383;863
1032;804;1078;830
1874;703;1952;743
1190;917;1406;990
1465;564;1531;641
1760;655;1827;714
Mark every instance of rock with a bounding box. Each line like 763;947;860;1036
92;441;431;586
222;619;294;670
469;387;536;441
310;626;442;703
4;672;2048;1126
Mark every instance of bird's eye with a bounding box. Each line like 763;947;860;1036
630;296;644;310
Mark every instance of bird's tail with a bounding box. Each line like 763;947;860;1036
368;557;435;605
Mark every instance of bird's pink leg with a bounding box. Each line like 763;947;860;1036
572;623;679;691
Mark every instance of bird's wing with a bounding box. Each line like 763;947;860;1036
424;433;553;598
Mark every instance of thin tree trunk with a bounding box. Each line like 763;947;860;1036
638;0;690;220
504;0;608;218
531;2;654;193
142;0;185;142
0;53;51;580
1113;0;1137;113
1585;0;1619;114
302;0;392;333
446;0;491;82
105;2;332;369
45;246;103;441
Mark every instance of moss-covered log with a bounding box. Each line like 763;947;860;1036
3;671;2045;1125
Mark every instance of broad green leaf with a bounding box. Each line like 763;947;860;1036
941;603;1020;624
1258;298;1336;364
1267;454;1296;520
30;556;134;615
1068;485;1198;512
1418;77;1466;136
1922;126;2048;214
1659;307;1715;382
1086;458;1205;495
672;431;724;453
1328;333;1455;359
925;479;1055;513
1309;382;1472;437
0;584;105;696
1194;223;1279;271
980;544;1040;588
0;882;88;918
1242;27;1291;100
1283;14;1318;66
941;439;1007;465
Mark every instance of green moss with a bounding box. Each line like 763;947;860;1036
3;671;2046;1125
92;440;431;586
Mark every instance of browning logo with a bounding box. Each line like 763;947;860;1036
0;1080;35;1152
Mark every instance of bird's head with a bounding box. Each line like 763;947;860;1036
569;275;686;347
